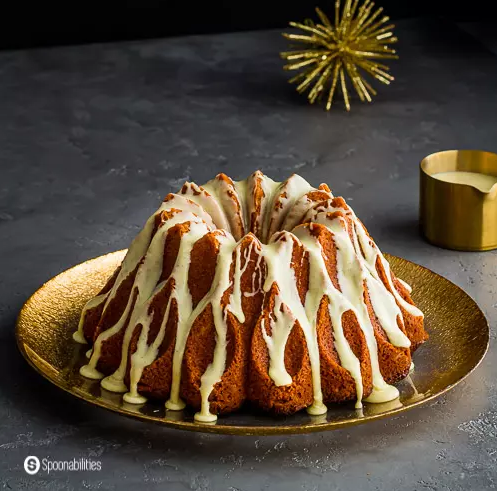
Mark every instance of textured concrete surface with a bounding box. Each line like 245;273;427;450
1;18;497;491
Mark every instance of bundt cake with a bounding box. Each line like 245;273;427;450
74;171;427;422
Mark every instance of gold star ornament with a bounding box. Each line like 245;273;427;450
281;0;399;111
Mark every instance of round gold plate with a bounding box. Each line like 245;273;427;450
16;250;489;435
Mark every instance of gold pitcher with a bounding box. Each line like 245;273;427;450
420;150;497;251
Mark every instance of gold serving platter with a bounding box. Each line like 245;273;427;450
16;250;489;435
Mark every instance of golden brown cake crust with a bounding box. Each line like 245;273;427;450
249;284;314;415
78;171;428;419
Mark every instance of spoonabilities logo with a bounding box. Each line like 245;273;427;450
24;456;40;475
23;455;101;475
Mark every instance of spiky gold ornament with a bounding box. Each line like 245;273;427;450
281;0;398;111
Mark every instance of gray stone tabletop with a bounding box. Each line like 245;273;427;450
1;17;496;491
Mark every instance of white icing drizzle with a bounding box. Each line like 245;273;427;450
405;374;425;402
203;175;246;240
325;217;402;404
180;182;230;232
162;229;228;412
196;235;262;422
352;220;423;319
282;188;334;232
398;278;413;293
257;173;281;243
248;250;264;297
123;291;172;405
124;224;219;406
73;294;108;344
262;233;327;415
80;210;211;387
228;239;260;324
233;178;249;230
307;200;424;319
77;172;424;422
194;235;238;422
75;195;214;346
261;296;295;387
266;174;314;242
294;226;365;408
160;194;217;230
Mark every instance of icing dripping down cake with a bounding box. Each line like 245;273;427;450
75;171;427;422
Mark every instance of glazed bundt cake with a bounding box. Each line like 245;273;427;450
74;171;427;422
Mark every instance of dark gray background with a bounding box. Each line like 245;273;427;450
1;18;496;491
1;1;494;50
